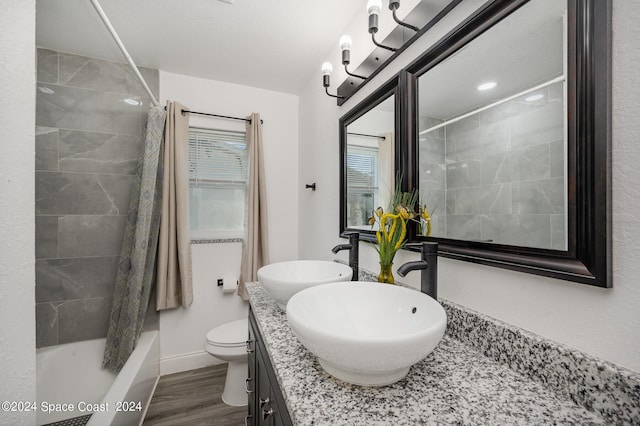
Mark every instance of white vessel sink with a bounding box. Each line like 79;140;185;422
257;260;353;311
286;281;446;387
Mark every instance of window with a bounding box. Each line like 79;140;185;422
188;128;247;239
346;145;378;228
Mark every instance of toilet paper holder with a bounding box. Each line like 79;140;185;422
219;275;239;294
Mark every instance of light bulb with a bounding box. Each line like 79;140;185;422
339;35;352;51
321;62;333;76
367;0;382;15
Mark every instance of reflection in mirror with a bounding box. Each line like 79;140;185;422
345;95;395;230
417;0;567;250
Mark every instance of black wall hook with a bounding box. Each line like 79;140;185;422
305;183;317;191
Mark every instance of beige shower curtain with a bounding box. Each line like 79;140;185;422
238;113;269;300
156;101;193;309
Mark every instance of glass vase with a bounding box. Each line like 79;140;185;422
378;262;395;284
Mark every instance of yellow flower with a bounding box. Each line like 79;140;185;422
420;205;431;221
394;218;407;250
398;206;410;220
369;187;431;269
388;214;399;243
380;213;393;242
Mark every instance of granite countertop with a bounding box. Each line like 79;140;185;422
247;282;640;425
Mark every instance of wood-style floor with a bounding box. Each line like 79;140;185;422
143;364;247;426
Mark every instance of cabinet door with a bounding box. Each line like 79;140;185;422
246;320;256;425
271;402;285;426
249;308;293;426
256;347;274;426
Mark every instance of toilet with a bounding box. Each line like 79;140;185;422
205;318;249;406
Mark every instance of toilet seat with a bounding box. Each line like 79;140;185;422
206;318;247;348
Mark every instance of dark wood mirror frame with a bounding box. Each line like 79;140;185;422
339;0;611;288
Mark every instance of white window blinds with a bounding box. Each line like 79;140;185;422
188;128;247;187
347;146;378;193
188;128;248;239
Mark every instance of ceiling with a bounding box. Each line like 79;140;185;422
36;0;363;95
418;0;566;121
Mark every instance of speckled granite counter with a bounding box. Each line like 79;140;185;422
247;282;640;425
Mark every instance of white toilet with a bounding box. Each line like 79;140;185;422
205;318;249;406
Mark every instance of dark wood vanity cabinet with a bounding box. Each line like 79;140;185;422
246;308;292;426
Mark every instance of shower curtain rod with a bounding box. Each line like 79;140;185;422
419;75;566;136
347;132;386;140
89;0;263;125
176;109;264;125
89;0;160;107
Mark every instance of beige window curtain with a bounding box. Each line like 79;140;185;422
157;101;194;309
238;113;269;300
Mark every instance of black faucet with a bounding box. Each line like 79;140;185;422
397;242;438;299
331;232;359;281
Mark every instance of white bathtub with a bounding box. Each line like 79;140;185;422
36;331;159;426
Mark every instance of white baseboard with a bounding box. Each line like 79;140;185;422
159;350;224;376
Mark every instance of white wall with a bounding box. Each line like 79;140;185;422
0;1;37;424
159;71;299;373
160;71;299;264
159;243;247;374
299;0;640;373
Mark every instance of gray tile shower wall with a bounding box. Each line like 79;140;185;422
34;48;160;348
418;116;446;237
419;82;567;250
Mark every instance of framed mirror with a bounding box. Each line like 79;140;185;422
416;0;567;249
405;0;611;287
339;74;410;239
345;96;395;230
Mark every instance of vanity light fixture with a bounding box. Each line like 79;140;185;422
340;35;367;80
322;0;429;101
322;62;344;99
477;81;497;91
367;0;397;52
389;0;419;32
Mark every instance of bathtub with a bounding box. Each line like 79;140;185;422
36;331;159;426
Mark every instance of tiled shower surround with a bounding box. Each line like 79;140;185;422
419;82;566;250
35;48;159;347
